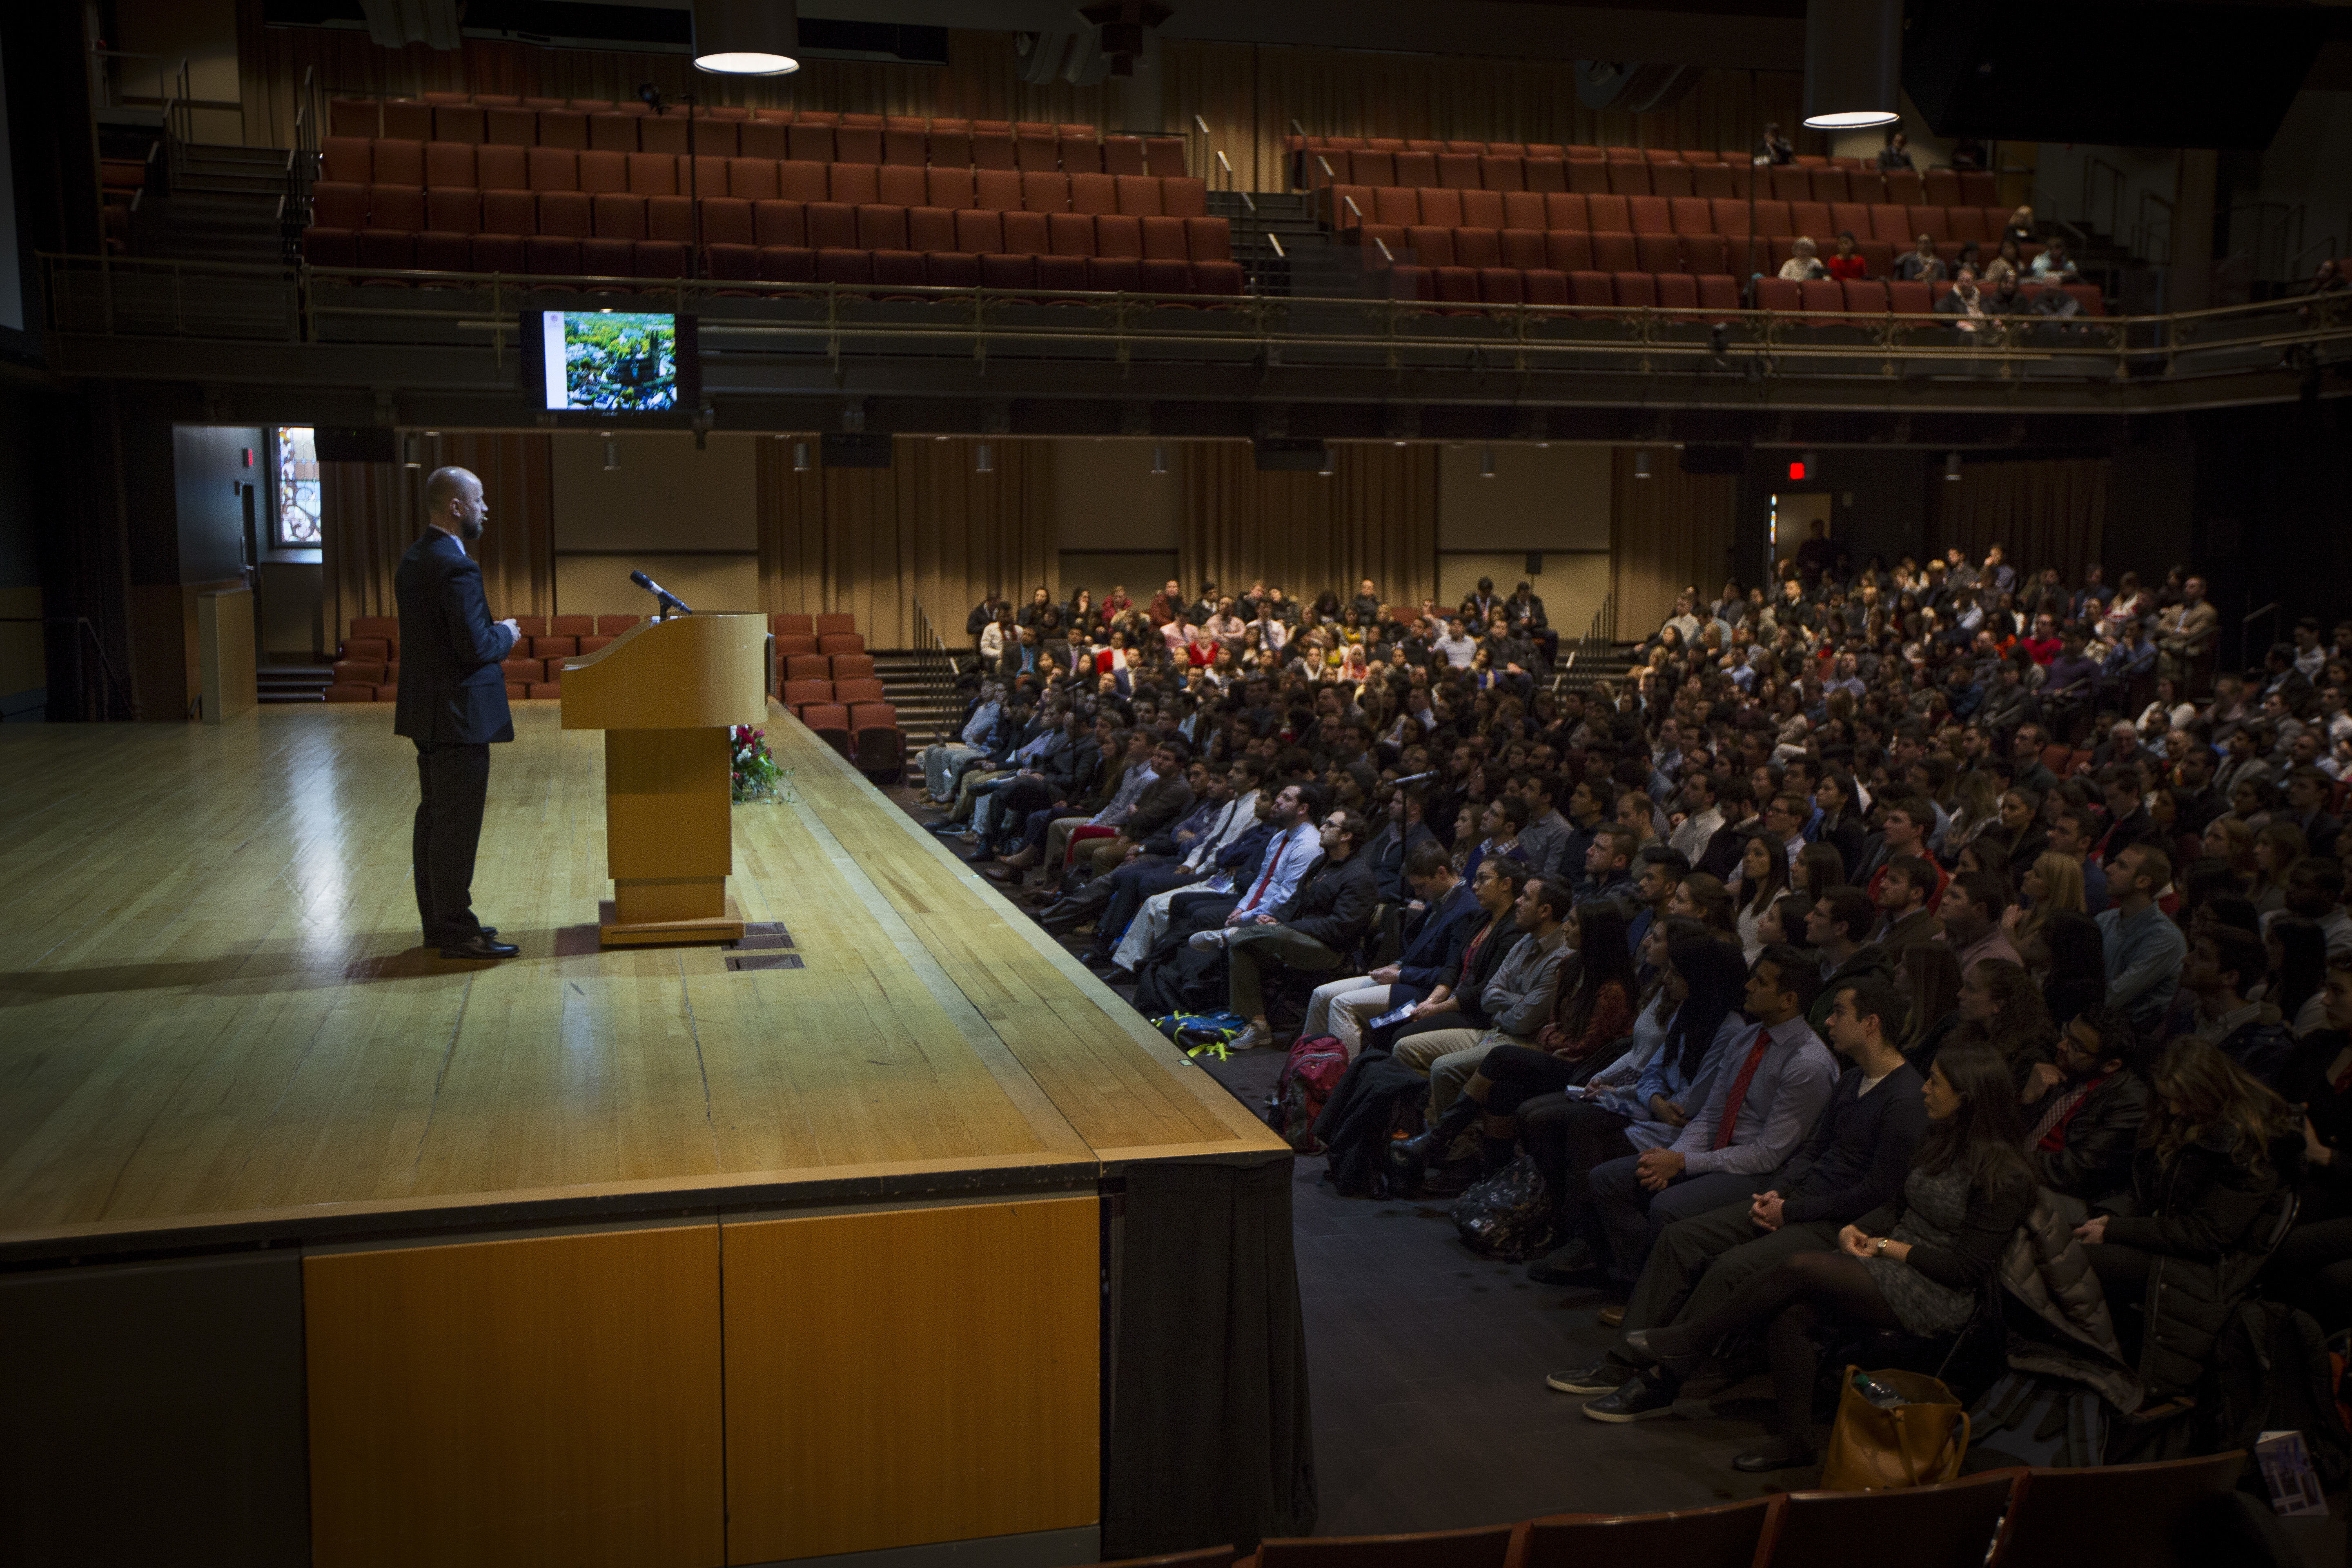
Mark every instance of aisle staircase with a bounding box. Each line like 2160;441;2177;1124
1208;190;1365;297
871;652;959;747
258;664;330;703
134;143;303;267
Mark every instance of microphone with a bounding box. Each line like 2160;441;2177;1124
629;570;693;616
1390;770;1439;786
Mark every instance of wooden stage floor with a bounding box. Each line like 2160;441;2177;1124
0;702;1282;1256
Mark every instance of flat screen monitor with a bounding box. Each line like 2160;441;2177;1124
538;310;698;413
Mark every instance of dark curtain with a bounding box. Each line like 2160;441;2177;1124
1936;457;2112;591
1103;1157;1316;1557
1609;447;1739;639
1179;443;1439;614
321;432;554;644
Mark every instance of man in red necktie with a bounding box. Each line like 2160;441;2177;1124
1584;946;1840;1287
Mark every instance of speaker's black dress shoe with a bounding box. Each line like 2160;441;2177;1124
440;936;520;960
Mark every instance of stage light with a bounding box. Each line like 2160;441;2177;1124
1151;444;1167;475
792;440;810;472
693;0;800;76
976;442;994;473
1635;451;1651;480
1802;0;1901;129
1946;452;1963;482
1480;445;1495;479
603;436;619;471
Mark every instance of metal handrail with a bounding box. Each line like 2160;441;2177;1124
35;252;2352;387
2136;191;2175;266
2081;156;2127;240
908;599;962;730
2242;601;2283;671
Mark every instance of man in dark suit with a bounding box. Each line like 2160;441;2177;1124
394;467;521;960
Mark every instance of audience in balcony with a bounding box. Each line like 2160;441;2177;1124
1897;234;1947;284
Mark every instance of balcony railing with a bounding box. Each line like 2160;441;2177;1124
33;252;2352;401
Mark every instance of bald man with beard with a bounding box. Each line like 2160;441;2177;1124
394;466;522;960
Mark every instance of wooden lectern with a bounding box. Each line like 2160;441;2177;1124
560;612;770;946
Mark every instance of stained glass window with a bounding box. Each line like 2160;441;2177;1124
274;426;321;547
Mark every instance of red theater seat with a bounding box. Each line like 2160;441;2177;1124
784;654;831;682
782;679;834;710
829;653;876;680
772;613;815;635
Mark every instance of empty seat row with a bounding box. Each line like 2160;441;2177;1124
1380;267;1745;311
782;677;887;711
308;190;1227;257
774;633;866;657
313;147;1209;218
1331;187;2020;245
327;99;1184;175
1292;134;1731;162
1303;145;1999;206
781;655;874;683
773;612;859;635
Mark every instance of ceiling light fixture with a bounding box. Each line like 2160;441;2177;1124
1151;443;1167;475
792;440;811;473
401;432;421;469
976;442;995;473
1635;451;1651;480
693;0;800;76
603;435;619;471
1945;451;1963;482
1479;445;1495;479
1801;0;1901;130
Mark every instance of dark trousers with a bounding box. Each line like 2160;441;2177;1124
1095;861;1200;951
413;740;491;945
1589;1154;1767;1284
2269;1215;2352;1335
1520;1094;1636;1237
1620;1202;1843;1344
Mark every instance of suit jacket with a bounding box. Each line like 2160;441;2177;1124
1123;774;1197;841
394;529;517;746
1394;881;1483;993
1278;850;1380;954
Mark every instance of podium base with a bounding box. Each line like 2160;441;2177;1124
598;896;747;948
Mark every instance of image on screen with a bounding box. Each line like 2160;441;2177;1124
541;311;679;412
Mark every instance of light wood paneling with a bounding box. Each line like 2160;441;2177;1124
0;704;1277;1245
561;612;767;731
304;1224;724;1568
197;586;257;723
722;1198;1100;1563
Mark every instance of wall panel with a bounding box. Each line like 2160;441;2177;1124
304;1224;724;1568
722;1198;1101;1564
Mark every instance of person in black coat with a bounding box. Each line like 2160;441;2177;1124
394;467;521;960
1218;808;1382;1053
2075;1038;2300;1403
2022;1004;2151;1203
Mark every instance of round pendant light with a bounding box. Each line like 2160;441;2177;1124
1802;0;1901;130
693;0;801;76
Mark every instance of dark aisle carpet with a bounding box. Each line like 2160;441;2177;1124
1193;1047;1784;1532
889;786;2344;1555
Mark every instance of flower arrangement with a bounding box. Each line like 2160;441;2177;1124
731;726;791;803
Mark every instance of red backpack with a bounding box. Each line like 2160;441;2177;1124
1266;1035;1350;1154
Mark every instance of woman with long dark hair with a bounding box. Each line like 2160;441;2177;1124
1952;958;2058;1089
1517;938;1751;1282
1600;1041;2034;1471
2075;1038;2298;1401
1735;833;1792;961
1897;942;1965;1072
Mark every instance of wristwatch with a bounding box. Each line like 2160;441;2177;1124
1874;1237;1889;1256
